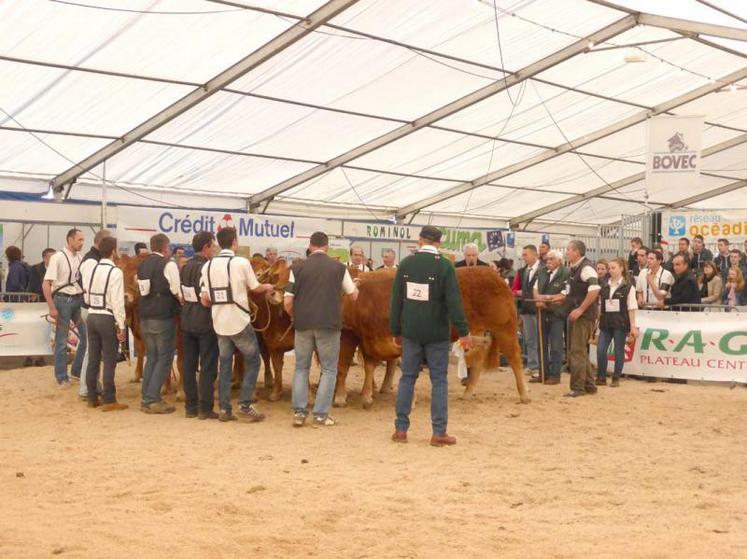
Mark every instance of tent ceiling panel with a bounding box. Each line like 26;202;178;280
144;91;399;162
537;196;656;225
690;188;747;210
0;60;192;137
483;152;643;195
0;0;302;83
700;145;747;179
535;29;745;108
437;80;643;148
674;85;747;130
604;0;747;27
345;128;543;181
100;142;314;195
0;129;108;177
278;167;461;208
328;0;622;70
615;174;731;205
423;186;574;218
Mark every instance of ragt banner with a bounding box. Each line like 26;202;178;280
116;206;330;252
591;309;747;383
646;115;704;196
0;303;52;357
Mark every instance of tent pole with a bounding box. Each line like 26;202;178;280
102;161;107;230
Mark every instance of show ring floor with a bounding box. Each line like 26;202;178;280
2;358;746;558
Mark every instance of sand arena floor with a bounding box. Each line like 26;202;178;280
2;357;746;559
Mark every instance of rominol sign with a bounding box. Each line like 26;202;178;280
116;206;330;248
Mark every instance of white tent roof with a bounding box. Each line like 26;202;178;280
0;0;745;228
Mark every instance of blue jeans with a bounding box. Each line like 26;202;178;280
395;338;449;436
539;315;565;380
141;318;176;405
292;328;340;418
217;324;260;414
53;294;87;384
596;327;627;380
521;313;539;370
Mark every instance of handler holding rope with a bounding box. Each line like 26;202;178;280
200;227;273;423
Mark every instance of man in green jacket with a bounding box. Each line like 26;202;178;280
390;226;472;447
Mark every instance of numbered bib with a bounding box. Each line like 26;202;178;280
90;294;104;308
605;299;620;313
213;288;229;303
137;279;151;296
406;282;429;302
181;285;198;303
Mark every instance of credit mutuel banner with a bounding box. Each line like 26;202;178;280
646;115;704;196
591;309;747;383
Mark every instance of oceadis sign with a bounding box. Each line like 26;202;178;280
661;209;747;246
591;309;747;383
116;206;329;247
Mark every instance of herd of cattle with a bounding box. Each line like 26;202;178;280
118;254;530;408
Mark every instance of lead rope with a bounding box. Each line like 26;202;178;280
250;293;273;333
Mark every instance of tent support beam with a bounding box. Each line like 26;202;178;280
49;0;361;199
246;15;638;211
397;66;747;221
508;131;747;227
667;179;747;208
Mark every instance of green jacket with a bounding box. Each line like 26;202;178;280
389;249;469;343
535;265;570;318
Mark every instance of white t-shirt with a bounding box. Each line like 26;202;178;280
44;247;83;295
636;267;674;305
80;258;126;330
200;249;261;337
606;277;639;311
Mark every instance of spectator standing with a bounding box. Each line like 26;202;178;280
265;246;279;266
690;234;713;275
627;237;643;276
728;249;747;278
390;226;472;446
698;261;723;305
134;242;148;256
596;258;638;387
200;227;273;422
43;228;86;387
596;259;609;288
539;241;550;265
28;248;55;298
561;240;600;398
80;236;128;411
633;246;648;283
722;268;747;308
180;232;219;420
137;233;181;414
455;243;489;268
636;250;673;308
4;246;30;293
349;246;372;272
669;255;700;310
284;232;358;427
533;249;569;385
377;249;398;270
713;238;731;278
667;238;692;272
512;245;542;374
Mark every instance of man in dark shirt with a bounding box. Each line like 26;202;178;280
134;242;149;256
454;243;489;268
669;255;700;310
28;248;56;298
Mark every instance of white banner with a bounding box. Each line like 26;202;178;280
0;303;52;356
591;309;747;383
661;209;747;249
646;115;704;195
116;206;332;253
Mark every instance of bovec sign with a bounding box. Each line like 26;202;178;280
646;115;704;196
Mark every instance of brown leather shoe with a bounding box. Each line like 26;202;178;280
529;375;542;383
430;434;457;447
595;378;607;386
101;402;129;412
87;399;101;408
544;378;560;385
392;431;408;443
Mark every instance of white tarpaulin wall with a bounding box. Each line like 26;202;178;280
0;0;745;229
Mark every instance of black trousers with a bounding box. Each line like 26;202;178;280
182;330;219;414
86;313;118;404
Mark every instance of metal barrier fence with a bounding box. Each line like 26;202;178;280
0;292;40;303
640;302;745;312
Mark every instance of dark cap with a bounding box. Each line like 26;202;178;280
419;225;442;242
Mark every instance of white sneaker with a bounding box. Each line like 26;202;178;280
313;415;336;427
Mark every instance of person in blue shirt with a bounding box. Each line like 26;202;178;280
4;246;30;294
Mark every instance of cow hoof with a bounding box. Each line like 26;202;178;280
361;397;374;410
130;378;141;383
519;396;531;404
333;397;348;408
268;391;282;402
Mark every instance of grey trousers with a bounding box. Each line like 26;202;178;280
85;313;119;404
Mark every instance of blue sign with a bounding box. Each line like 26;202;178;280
668;216;687;237
506;233;515;249
541;233;550;245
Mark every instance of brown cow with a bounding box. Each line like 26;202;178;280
335;266;529;408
